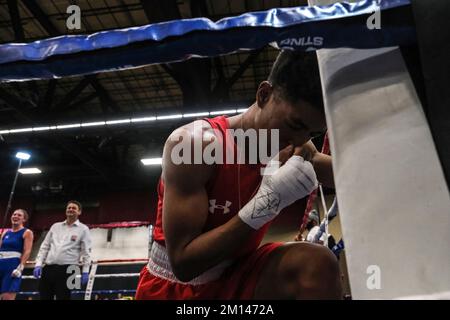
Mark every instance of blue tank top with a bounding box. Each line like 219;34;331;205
0;228;26;253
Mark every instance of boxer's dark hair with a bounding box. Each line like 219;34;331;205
67;200;82;212
268;50;324;112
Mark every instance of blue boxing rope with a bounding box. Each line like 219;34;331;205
0;0;414;82
332;239;345;258
18;289;136;296
310;197;345;259
312;197;339;244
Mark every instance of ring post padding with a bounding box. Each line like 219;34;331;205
309;0;450;300
84;262;98;301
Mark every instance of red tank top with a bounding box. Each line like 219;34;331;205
153;116;272;257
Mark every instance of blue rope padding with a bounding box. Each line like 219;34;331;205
312;197;339;243
0;0;414;81
17;289;136;296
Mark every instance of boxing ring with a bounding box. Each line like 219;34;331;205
1;0;449;299
16;223;154;300
19;258;147;300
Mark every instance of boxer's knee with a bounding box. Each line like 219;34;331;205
287;243;342;299
254;242;342;299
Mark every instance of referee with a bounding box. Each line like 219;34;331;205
33;200;92;300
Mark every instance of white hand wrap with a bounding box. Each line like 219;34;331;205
239;156;318;230
11;264;24;278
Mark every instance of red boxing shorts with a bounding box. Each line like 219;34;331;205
135;242;282;300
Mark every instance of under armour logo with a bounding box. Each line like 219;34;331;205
209;199;232;214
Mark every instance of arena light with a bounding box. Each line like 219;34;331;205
210;109;237;115
131;116;156;123
15;152;31;160
3;152;33;229
18;167;41;175
141;158;162;166
106;119;131;125
183;112;210;118
1;108;248;136
57;123;81;129
81;121;106;127
33;126;54;132
9;127;33;133
157;114;183;120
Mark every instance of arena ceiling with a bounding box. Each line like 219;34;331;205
0;0;310;198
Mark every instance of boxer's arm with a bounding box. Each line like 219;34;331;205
312;152;334;188
80;228;92;273
0;231;4;248
163;126;254;282
20;230;34;266
299;141;334;188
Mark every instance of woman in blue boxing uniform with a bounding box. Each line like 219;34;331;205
0;209;34;300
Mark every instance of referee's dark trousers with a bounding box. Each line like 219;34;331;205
39;264;75;300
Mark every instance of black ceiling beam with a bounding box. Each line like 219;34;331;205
190;0;209;18
52;77;91;111
121;143;130;167
226;48;264;90
164;59;211;107
21;0;59;36
0;94;148;186
0;164;102;180
0;86;25;109
0;90;115;181
52;138;115;181
213;57;226;85
140;0;181;23
6;0;25;41
140;0;212;108
16;0;65;109
1;130;168;147
160;64;178;84
181;0;212;108
62;92;99;112
111;143;119;167
21;2;121;113
0;86;34;123
0;105;15;113
88;77;120;113
117;0;137;26
40;79;57;110
26;81;39;105
2;100;251;133
48;91;99;117
211;57;229;103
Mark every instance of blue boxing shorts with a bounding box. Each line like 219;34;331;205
0;257;22;293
